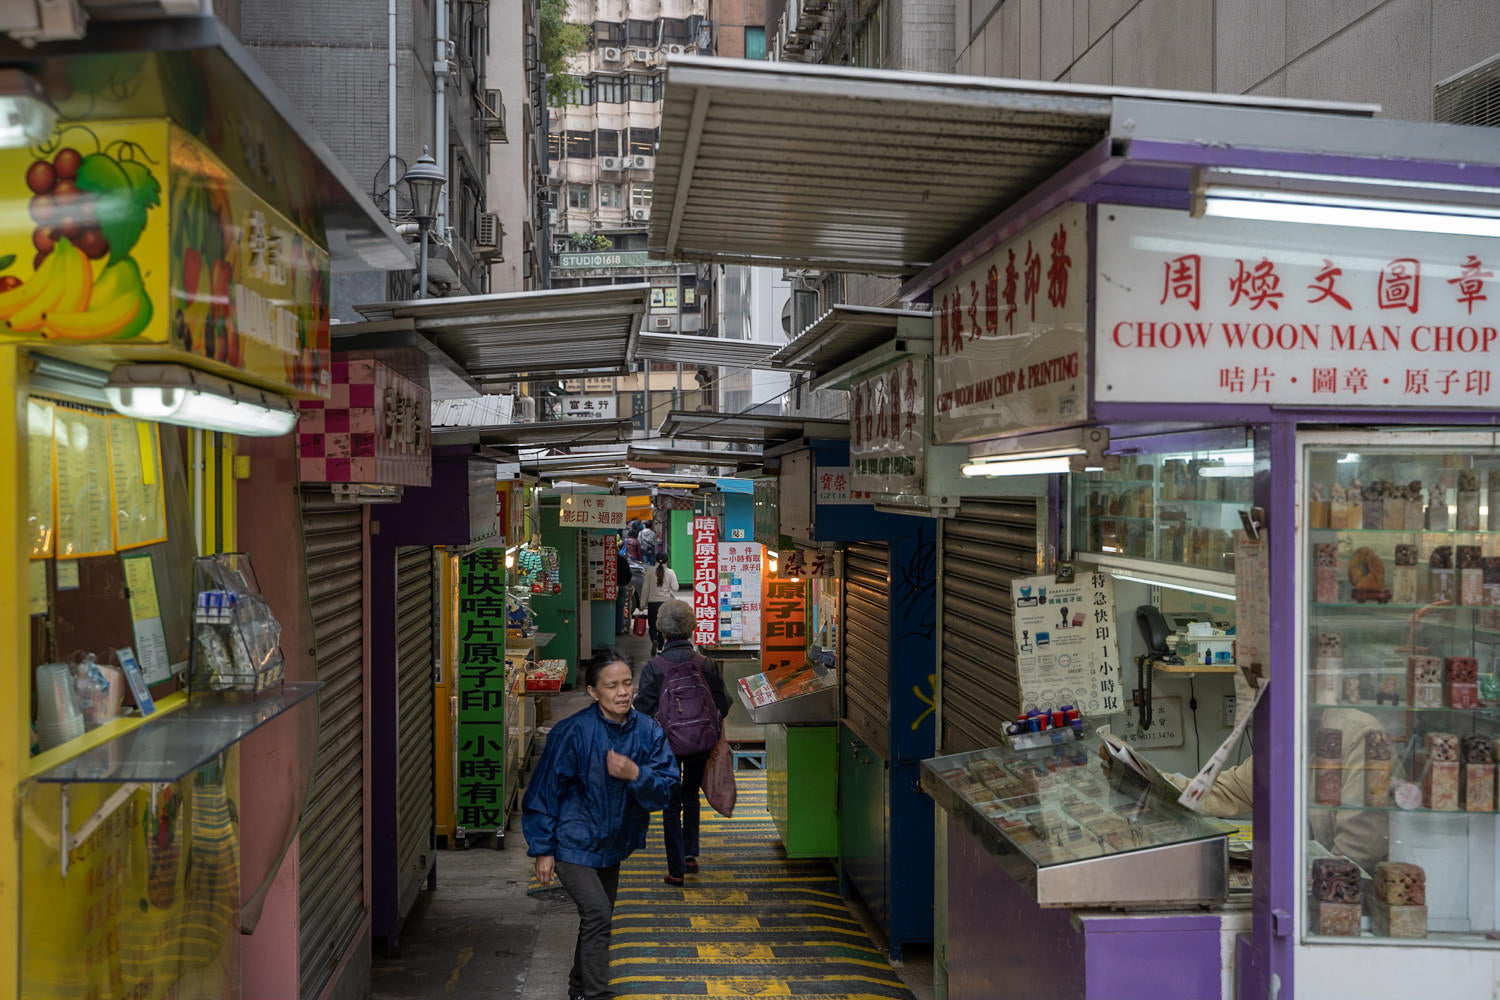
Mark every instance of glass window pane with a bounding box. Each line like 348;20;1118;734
745;26;766;60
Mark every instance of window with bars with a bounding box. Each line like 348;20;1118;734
628;127;657;155
628;74;661;103
596;76;625;103
566;130;595;158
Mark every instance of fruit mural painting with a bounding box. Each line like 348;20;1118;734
0;130;159;341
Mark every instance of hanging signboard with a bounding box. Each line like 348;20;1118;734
932;202;1087;444
814;466;872;506
297;358;431;485
1096;204;1500;407
1010;569;1122;717
782;547;835;579
692;516;719;645
716;542;763;646
559;395;617;420
456;548;507;833
850;355;926;495
761;573;809;672
560;493;626;528
586;533;618;600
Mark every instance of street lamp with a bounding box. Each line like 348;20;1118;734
404;145;446;299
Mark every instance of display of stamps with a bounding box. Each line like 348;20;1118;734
1392;543;1419;604
1460;546;1484;606
1365;731;1393;806
1427;481;1449;530
1407;655;1443;709
1446;657;1480;710
1315;543;1340;603
1429;546;1455;604
1458;471;1481;531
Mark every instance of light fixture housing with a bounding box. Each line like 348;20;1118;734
0;69;58;149
1108;568;1236;602
962;427;1115;478
104;363;298;437
404;146;447;223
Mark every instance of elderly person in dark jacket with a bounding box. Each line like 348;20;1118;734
524;652;679;1000
633;599;732;885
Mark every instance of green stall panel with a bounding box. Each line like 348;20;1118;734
766;723;839;858
535;506;581;686
669;508;693;582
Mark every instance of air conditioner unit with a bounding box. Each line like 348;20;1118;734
599;155;621;171
601;46;622;62
634;48;652;61
651;316;672;329
631;154;652;169
631;208;649;222
479;88;507;141
667;44;686;54
473;212;503;259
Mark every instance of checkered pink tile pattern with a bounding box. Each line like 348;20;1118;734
297;359;432;485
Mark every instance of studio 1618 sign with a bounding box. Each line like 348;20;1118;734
932;203;1087;444
1095;204;1500;407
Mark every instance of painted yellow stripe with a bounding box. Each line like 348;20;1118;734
608;940;885;957
611;955;904;974
612;911;861;927
26;691;191;777
611;973;910;989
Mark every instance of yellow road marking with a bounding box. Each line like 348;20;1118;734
444;945;473;993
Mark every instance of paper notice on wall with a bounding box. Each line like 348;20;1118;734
108;418;167;551
27;399;54;558
54;409;114;558
122;554;172;684
1234;531;1270;687
1011;569;1123;716
1177;679;1269;813
28;560;47;616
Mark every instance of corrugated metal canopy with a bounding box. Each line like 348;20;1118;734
348;285;648;383
649;57;1375;274
772;305;932;375
627;444;763;468
658;409;848;444
634;332;786;370
430;418;633;448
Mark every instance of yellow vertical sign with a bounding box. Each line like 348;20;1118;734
26;398;54;558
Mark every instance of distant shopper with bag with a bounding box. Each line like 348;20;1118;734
634;599;733;885
523;652;679;1000
637;554;679;654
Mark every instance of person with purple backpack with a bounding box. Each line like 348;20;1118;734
633;599;732;885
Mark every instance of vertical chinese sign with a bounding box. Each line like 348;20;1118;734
457;548;507;833
761;573;809;673
586;533;617;600
692;516;719;646
932;202;1087;443
850;355;927;495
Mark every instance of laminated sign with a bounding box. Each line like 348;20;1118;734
1011;570;1122;717
457;548;507;833
692;517;719;645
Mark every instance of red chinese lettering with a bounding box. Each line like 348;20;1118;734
1228;258;1284;310
1002;249;1019;335
875;383;889;439
1312;367;1337;394
1023;240;1042;322
1448;255;1492;315
888;371;902;441
1251;367;1275;393
1307;259;1352;310
904;361;919;433
1378;258;1420;313
1404;369;1429;395
968;280;981;342
1220;367;1246;393
1344;367;1368;394
1160;254;1202;310
1440;369;1462;395
1467;370;1492;395
947;292;964;354
1047;223;1071;308
937;292;951;355
984;265;999;335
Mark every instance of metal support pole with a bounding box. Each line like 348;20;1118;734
418;220;430;300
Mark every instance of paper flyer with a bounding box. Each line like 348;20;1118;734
108;417;167;551
1012;570;1123;716
26;399;54;558
1177;679;1269;813
121;554;172;684
28;560;47;616
54;408;114;557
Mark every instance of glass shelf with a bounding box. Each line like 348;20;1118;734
1307;803;1498;817
34;682;323;784
1312;703;1500;716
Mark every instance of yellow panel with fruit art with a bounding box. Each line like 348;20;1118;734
0;118;330;398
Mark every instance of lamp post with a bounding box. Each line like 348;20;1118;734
404;145;446;300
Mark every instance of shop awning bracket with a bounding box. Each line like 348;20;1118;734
59;781;149;879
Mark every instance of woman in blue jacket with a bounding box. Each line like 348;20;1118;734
523;652;679;1000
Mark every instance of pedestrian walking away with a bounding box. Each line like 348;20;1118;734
638;554;679;654
638;521;658;563
522;652;679;1000
633;599;732;885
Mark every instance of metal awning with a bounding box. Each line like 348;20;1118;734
634;332;786;370
431;418;634;448
658;409;848;445
627;444;763;468
772;306;932;386
649;56;1375;274
2;17;409;271
338;285;648;393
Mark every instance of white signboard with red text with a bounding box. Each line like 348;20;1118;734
692;516;719;646
560;493;627;528
850;356;927;495
716;542;764;646
932;202;1087;444
1096;204;1499;406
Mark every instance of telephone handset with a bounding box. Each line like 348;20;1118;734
1133;605;1175;732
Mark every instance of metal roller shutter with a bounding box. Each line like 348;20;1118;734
298;487;367;1000
394;546;436;915
940;498;1041;754
843;543;891;756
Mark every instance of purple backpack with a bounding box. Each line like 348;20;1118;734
653;654;720;756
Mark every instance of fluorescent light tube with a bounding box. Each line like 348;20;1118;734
962;456;1074;477
104;363;298;437
1202;194;1500;238
1109;569;1235;602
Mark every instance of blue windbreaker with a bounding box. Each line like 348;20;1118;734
522;702;679;868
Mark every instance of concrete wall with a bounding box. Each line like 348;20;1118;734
487;0;533;292
954;0;1500;120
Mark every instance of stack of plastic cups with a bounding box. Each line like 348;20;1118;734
35;663;85;750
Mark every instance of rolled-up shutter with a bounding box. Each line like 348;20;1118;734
394;546;436;917
842;543;891;756
940;498;1041;754
298;487;367;1000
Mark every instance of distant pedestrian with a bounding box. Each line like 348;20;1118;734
634;600;731;886
523;652;679;1000
638;554;680;654
638;522;658;563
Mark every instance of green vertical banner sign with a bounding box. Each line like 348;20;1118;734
457;547;507;834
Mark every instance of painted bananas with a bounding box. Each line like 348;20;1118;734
0;240;151;341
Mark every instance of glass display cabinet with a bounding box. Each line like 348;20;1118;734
1299;434;1500;949
920;735;1228;908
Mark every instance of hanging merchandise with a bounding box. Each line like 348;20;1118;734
514;544;562;595
189;553;286;694
506;587;537;636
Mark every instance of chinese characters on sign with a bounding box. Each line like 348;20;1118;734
559;493;627;527
760;573;809;673
781;548;834;579
932;203;1088;443
1010;571;1122;717
457;548;508;833
559;395;617;420
586;534;617;601
1096;205;1500;407
850;356;927;495
716;542;764;645
692;517;719;646
814;466;871;505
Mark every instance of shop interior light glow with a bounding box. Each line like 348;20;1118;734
105;363;298;437
962;456;1076;477
1109;569;1236;602
1199;187;1500;238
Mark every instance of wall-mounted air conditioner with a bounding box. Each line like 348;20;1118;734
479;89;507;141
667;44;685;55
599;155;621;171
634;48;652;61
601;46;622;62
473;213;503;259
631;208;649;222
631;154;652;169
651;316;672;329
